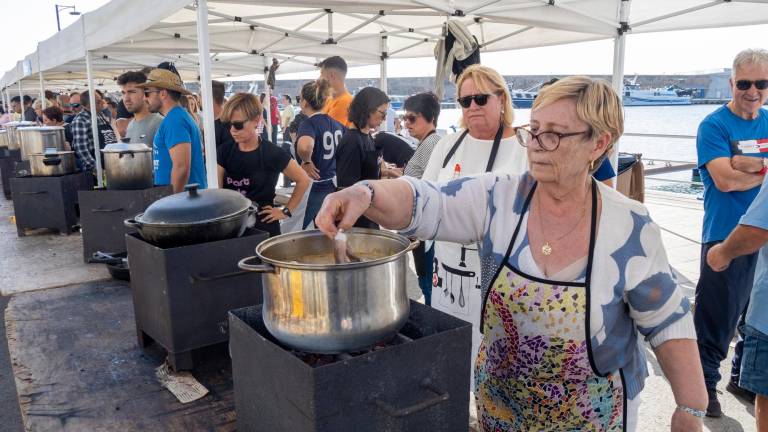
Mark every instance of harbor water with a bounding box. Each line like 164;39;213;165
436;104;724;195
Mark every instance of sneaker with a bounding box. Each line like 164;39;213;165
706;389;723;418
726;379;756;403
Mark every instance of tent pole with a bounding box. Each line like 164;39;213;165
611;0;630;189
37;51;46;109
264;62;273;142
379;34;388;93
196;0;219;189
85;50;104;187
18;80;24;121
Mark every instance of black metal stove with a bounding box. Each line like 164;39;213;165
79;186;172;261
229;300;472;432
10;171;94;236
0;148;20;199
126;229;268;371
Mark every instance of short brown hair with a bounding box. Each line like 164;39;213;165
212;80;225;106
220;92;263;123
42;106;64;123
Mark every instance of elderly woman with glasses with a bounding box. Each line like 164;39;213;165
216;93;310;237
315;76;707;431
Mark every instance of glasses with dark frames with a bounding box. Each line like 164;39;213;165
143;90;160;97
515;125;591;151
735;80;768;91
457;93;491;108
404;113;420;123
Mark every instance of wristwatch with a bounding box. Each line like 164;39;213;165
281;207;292;218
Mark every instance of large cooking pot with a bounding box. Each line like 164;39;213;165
28;150;77;176
19;126;66;160
125;183;256;248
102;142;153;190
238;229;419;354
0;130;8;149
3;121;37;151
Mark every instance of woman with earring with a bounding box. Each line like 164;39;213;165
216;93;310;237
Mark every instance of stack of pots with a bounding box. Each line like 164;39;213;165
102;142;154;190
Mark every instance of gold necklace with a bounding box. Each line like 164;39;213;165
536;190;589;256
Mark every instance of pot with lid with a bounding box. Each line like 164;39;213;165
28;149;77;176
125;183;257;248
3;121;37;151
237;229;418;353
18;126;66;160
102;142;153;190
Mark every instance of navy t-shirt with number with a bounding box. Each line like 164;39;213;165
296;113;345;181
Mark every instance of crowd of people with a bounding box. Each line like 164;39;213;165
2;47;768;431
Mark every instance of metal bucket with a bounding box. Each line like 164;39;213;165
238;229;418;353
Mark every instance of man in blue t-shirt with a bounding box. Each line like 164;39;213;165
138;68;207;192
694;48;768;418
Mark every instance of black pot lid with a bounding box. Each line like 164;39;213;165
139;184;250;224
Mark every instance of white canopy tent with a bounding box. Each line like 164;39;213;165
3;0;768;188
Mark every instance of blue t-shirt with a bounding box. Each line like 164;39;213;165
296;113;345;181
696;105;768;243
593;158;615;182
741;178;768;334
153;106;207;188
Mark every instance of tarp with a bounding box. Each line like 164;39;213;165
4;0;768;91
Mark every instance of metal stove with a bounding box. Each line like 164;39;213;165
126;229;268;371
229;300;472;432
10;171;94;236
79;186;172;261
0;148;21;199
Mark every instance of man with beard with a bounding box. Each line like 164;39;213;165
118;71;163;146
138;68;206;192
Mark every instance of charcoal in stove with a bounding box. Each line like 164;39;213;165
126;229;268;371
79;186;172;261
229;300;472;432
10;171;94;235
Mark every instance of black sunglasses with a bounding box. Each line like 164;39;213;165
457;94;491;108
227;121;246;131
143;89;160;97
404;113;420;123
736;80;768;91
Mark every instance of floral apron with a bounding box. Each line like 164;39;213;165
475;181;626;431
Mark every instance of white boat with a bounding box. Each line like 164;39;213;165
622;76;692;106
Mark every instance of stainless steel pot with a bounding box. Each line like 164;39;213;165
124;184;257;247
0;130;8;149
28;150;77;176
102;143;153;190
238;229;418;354
19;126;66;160
3;121;37;151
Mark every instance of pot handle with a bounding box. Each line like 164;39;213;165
237;256;275;273
404;239;421;253
42;157;62;166
118;151;135;158
189;270;251;283
92;207;124;213
90;251;125;265
124;218;142;229
19;190;47;195
373;378;449;418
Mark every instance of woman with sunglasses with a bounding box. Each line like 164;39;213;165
314;76;707;432
216;93;310;237
335;87;391;229
420;65;528;373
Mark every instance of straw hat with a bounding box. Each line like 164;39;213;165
137;69;191;95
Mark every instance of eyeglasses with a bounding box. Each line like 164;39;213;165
735;80;768;91
457;94;491;108
377;109;387;118
227;121;246;131
143;90;160;97
404;113;420;123
515;125;591;151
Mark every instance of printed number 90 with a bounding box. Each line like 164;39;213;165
322;130;343;160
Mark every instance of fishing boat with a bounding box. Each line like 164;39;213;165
622;76;692;106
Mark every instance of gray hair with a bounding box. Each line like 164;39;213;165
732;48;768;76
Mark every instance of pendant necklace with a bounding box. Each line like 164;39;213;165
536;190;588;256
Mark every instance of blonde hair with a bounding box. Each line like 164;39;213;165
732;48;768;76
455;65;514;129
220;92;263;123
532;76;624;172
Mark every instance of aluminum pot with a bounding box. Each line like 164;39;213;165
28;150;77;176
102;143;153;190
238;229;419;353
19;126;66;160
124;183;256;248
0;130;9;149
3;121;37;151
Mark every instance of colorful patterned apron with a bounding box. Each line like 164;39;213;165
475;181;627;431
